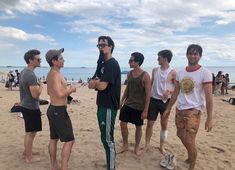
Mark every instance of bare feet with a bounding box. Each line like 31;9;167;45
117;146;129;154
134;147;141;156
159;147;166;155
50;160;60;170
22;152;40;159
25;156;41;163
142;145;150;152
184;158;190;164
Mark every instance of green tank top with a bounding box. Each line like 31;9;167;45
124;71;146;111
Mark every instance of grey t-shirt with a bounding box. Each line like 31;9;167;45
19;68;39;110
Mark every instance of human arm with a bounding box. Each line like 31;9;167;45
203;83;213;132
29;81;43;99
162;81;180;118
50;74;76;97
141;72;151;119
162;69;177;100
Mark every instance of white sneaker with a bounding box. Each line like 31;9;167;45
160;152;170;168
166;154;177;170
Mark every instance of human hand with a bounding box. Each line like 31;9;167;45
162;108;171;119
88;79;96;89
205;118;212;132
141;110;148;120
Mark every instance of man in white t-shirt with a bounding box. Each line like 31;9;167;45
163;44;213;170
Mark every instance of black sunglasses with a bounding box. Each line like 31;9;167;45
129;59;135;63
97;44;108;49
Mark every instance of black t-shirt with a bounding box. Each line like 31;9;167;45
96;58;121;110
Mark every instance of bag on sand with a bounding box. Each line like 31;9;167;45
229;98;235;105
10;103;22;112
5;81;9;88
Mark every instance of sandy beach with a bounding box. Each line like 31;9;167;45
0;83;234;170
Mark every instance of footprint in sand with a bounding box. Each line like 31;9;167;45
210;146;225;153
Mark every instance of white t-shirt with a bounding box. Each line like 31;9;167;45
176;66;212;111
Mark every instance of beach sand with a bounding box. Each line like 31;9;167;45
0;83;234;170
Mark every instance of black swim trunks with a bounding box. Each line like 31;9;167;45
119;105;143;126
147;97;170;121
21;107;42;132
47;105;74;142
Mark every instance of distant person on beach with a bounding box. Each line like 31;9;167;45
45;48;76;170
15;69;20;86
214;71;223;95
88;36;121;170
163;44;213;170
119;52;151;156
144;50;176;154
224;73;230;94
19;49;43;163
7;70;14;90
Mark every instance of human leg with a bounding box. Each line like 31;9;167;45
160;114;169;154
24;132;41;163
61;140;74;170
48;139;59;170
144;120;155;151
97;107;117;170
135;125;142;156
175;109;200;170
120;121;129;152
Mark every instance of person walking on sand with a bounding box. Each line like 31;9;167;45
119;52;151;156
163;44;213;170
144;50;176;154
45;48;76;170
7;70;15;90
19;49;43;163
88;36;121;170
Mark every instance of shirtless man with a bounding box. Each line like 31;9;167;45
163;44;213;170
144;50;176;154
45;48;76;170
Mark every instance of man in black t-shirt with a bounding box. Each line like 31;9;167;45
88;36;121;170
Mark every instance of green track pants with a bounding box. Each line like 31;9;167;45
97;107;117;170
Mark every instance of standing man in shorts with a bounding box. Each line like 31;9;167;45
144;50;176;154
119;52;151;156
45;48;76;170
163;44;213;170
19;49;43;163
88;36;121;170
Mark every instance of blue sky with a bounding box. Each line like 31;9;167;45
0;0;235;68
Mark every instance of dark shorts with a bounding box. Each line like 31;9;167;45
47;105;74;142
119;105;143;126
21;107;42;132
147;97;170;121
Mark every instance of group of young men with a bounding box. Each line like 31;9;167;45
19;35;213;170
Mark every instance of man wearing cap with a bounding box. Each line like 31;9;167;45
45;48;76;170
19;49;43;163
88;36;121;170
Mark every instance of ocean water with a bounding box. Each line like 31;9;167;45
1;66;235;84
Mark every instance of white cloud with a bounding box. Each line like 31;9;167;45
0;26;54;42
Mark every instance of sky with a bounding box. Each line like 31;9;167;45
0;0;235;68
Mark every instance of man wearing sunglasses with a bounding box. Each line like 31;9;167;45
119;52;151;156
88;36;121;170
19;49;43;163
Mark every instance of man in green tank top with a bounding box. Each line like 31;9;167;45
119;52;151;156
